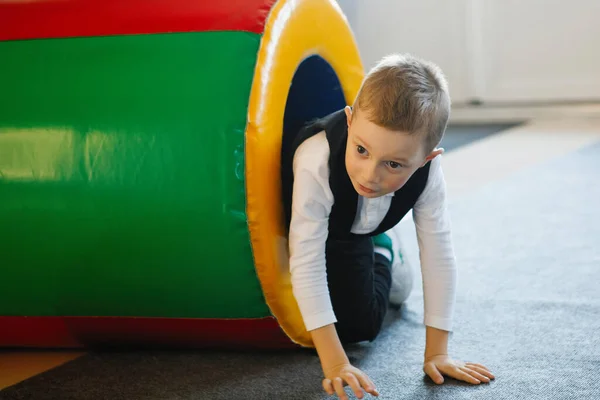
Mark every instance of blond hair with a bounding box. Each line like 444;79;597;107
353;53;451;153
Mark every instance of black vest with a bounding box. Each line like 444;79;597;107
281;109;431;239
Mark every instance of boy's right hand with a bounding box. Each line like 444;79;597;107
322;363;379;399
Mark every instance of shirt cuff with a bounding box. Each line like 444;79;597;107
303;309;337;332
424;314;453;332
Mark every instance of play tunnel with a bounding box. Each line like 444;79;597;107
0;0;364;348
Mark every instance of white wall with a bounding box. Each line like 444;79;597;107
335;0;358;29
473;0;600;103
337;0;600;105
354;0;472;103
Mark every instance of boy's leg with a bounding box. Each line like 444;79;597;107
325;235;392;344
380;225;414;306
373;232;394;263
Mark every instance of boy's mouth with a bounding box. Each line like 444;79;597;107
358;183;376;194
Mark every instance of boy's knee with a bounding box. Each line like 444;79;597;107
336;313;384;344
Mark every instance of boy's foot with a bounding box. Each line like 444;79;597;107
374;227;414;307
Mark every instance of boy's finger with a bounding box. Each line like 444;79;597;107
466;363;495;379
322;379;335;395
423;363;444;384
333;377;347;400
450;368;480;385
356;373;379;396
466;362;493;375
343;372;366;399
469;366;495;380
469;366;496;379
460;367;490;383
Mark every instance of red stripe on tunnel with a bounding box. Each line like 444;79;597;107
0;0;277;42
0;316;296;349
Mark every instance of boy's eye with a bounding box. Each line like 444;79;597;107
388;161;402;169
356;145;367;155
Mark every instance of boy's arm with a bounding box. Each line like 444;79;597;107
424;325;449;360
414;155;495;385
288;163;346;370
289;134;379;398
413;155;457;338
288;135;336;335
310;324;350;373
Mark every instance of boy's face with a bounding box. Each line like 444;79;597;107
344;106;442;199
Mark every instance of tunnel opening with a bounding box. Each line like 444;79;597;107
282;55;347;165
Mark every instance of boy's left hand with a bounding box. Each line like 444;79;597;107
423;354;495;385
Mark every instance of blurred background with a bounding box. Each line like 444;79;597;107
337;0;600;120
1;1;599;399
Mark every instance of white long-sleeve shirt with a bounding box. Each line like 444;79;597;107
288;131;457;332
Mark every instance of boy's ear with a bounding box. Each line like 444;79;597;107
422;148;444;166
344;105;353;127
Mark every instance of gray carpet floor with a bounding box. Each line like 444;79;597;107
3;126;600;399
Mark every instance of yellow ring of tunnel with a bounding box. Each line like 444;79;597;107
245;0;364;347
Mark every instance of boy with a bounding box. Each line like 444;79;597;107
281;54;494;399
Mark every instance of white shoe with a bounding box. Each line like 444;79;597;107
385;226;414;306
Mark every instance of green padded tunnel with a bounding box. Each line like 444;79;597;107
0;0;364;348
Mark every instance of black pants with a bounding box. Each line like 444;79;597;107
326;235;392;344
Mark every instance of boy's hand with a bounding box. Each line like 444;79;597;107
322;363;379;399
423;354;495;385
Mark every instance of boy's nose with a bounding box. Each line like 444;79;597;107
362;163;379;184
